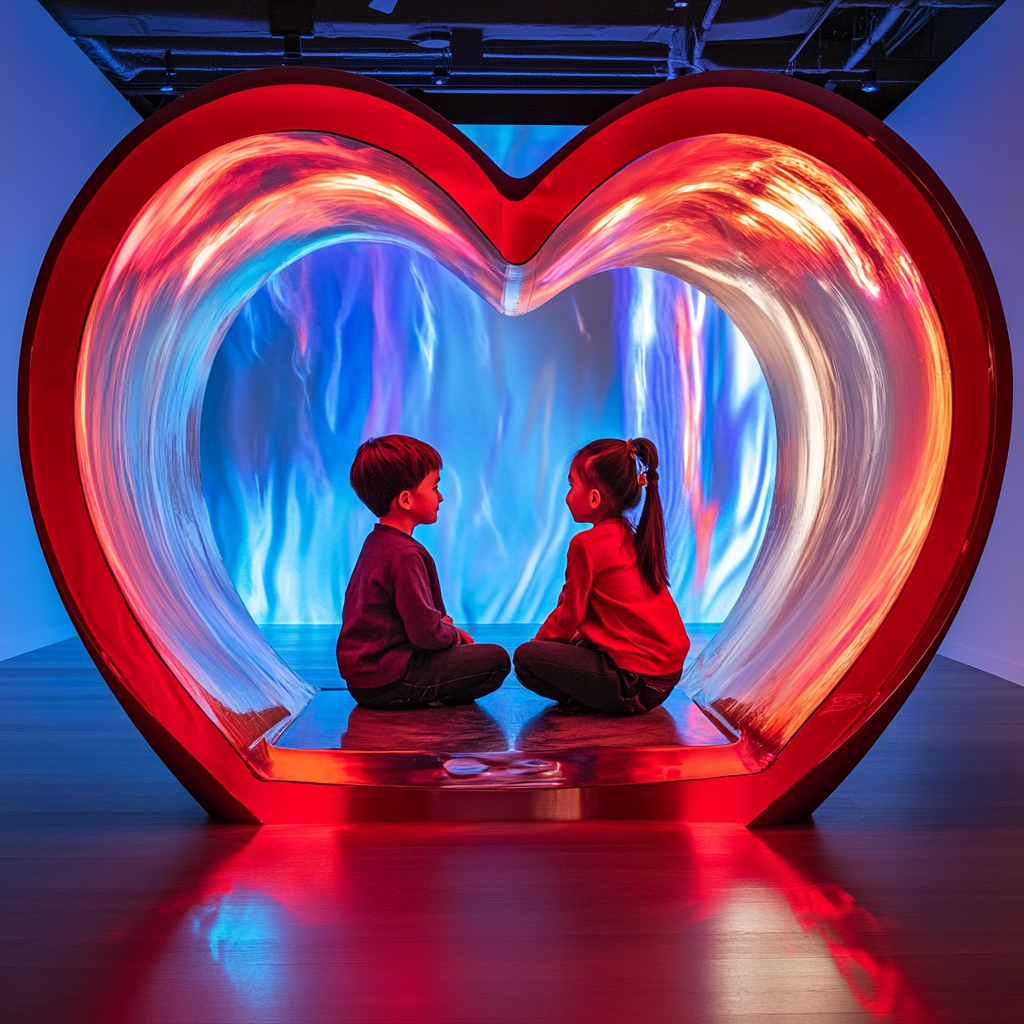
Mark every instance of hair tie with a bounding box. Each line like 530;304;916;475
627;439;648;485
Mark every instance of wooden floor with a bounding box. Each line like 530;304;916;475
1;638;1021;1023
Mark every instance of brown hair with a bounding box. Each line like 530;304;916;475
350;435;442;518
572;437;669;592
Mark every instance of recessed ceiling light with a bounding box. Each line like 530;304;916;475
412;30;451;50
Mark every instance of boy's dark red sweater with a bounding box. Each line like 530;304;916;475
336;524;459;689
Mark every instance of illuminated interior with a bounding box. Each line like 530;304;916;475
74;129;951;772
201;252;776;627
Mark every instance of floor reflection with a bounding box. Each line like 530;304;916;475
70;824;927;1024
341;704;507;752
8;636;1018;1024
517;705;682;749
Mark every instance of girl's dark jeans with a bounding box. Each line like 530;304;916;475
513;639;681;715
350;643;510;709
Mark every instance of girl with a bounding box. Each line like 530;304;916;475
514;438;690;715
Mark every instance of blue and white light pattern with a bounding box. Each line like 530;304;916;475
200;249;776;625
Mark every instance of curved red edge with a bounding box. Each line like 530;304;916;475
18;69;1012;824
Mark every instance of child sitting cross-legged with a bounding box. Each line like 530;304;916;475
336;435;510;709
514;438;690;715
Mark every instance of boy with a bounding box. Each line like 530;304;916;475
336;435;510;709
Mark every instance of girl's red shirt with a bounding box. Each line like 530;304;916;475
536;517;690;676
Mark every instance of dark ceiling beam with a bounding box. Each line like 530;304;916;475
841;1;995;5
39;0;1007;123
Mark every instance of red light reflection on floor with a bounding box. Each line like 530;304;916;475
85;825;927;1023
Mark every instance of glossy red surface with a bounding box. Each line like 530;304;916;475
4;638;1023;1024
19;69;1011;823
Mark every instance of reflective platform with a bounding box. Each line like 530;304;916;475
261;624;734;791
270;624;727;753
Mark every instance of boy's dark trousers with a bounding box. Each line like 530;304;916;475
350;643;510;709
513;639;680;715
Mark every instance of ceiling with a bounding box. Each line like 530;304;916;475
42;0;1004;122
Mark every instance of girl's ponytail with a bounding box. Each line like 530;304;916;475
630;438;669;592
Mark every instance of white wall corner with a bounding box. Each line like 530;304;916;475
887;0;1024;685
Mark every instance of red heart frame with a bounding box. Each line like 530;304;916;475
20;70;1010;824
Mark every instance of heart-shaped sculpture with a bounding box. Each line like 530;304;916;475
21;69;1009;824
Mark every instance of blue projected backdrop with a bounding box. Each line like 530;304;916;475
199;127;777;625
457;124;585;177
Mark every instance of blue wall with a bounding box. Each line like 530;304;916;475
0;0;140;660
886;0;1023;684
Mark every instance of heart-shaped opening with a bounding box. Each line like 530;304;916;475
202;250;775;630
75;129;951;783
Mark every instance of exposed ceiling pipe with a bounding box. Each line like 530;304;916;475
844;0;915;70
691;0;722;70
787;0;843;70
666;26;693;79
884;6;935;54
75;35;140;80
668;0;721;77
